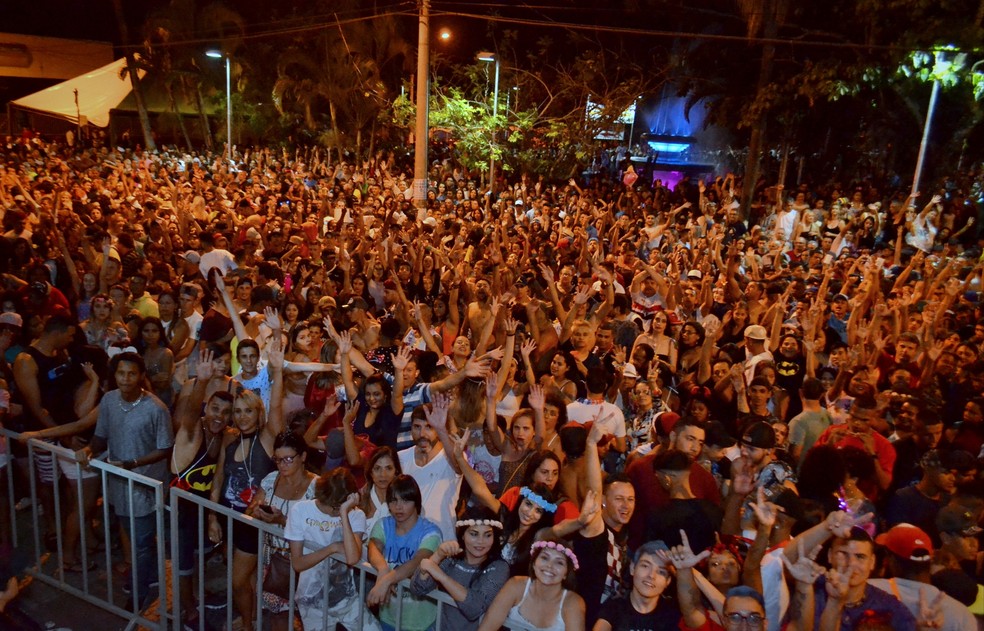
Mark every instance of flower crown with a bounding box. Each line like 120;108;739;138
530;540;579;570
520;487;557;513
455;519;503;529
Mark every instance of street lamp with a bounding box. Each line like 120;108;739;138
206;49;232;163
477;52;500;193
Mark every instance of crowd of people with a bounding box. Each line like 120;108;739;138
1;130;984;631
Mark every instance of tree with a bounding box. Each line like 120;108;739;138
112;0;156;151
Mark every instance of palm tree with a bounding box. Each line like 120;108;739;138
112;0;156;151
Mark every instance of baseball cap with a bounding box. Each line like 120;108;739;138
744;324;768;341
654;411;681;438
342;296;369;312
181;251;201;264
936;506;983;536
622;362;640;380
875;523;934;561
0;312;23;328
382;279;398;291
686;269;703;280
741;421;777;449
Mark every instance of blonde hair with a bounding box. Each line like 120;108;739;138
234;388;267;428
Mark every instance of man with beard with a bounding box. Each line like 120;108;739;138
170;349;233;627
723;422;797;539
593;540;680;631
398;394;461;541
626;417;720;549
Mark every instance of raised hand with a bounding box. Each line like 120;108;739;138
197;348;216;381
464;356;492;379
573;285;591;306
749;485;778;530
424;393;451;433
485;373;498;400
539;263;555;284
504;316;519;335
336;330;353;354
321;393;342;418
520;338;537;360
528;384;545;412
824;510;874;538
436;540;463;559
343;400;361;425
81;362;98;382
392;344;413;373
322;316;340;342
781;539;824;585
264;306;282;332
577;489;600;527
667;530;711;570
482;347;505;362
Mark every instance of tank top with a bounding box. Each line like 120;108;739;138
24;345;75;425
172;435;219;497
220;431;275;511
504;579;568;631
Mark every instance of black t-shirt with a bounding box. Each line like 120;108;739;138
597;595;681;631
645;498;723;555
573;526;629;630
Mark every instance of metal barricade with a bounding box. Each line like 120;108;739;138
168;487;482;631
1;426;500;631
1;427;168;631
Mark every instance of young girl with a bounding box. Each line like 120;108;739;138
285;468;379;631
484;381;545;494
410;506;510;631
138;317;174;407
478;537;586;631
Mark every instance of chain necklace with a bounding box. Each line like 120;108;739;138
119;392;144;413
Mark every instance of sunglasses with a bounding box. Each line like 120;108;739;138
272;455;298;466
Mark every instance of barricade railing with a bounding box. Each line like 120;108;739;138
1;427;168;631
169;486;478;631
1;425;504;631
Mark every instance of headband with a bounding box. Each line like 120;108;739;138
530;540;579;570
455;519;503;530
520;487;557;513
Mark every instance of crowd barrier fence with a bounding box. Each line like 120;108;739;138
2;428;502;631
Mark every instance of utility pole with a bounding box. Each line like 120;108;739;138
413;0;430;211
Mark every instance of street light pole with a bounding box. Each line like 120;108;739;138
478;52;499;193
413;0;430;211
911;79;939;198
206;50;232;163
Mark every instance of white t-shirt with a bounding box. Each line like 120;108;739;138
284;500;367;606
398;447;462;541
565;400;627;438
198;248;238;278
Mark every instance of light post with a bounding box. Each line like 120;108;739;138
905;46;967;197
413;0;431;210
206;49;232;163
477;52;500;193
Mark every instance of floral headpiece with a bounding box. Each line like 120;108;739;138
520;487;557;513
456;519;503;530
530;540;579;570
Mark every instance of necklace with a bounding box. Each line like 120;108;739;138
119;393;144;413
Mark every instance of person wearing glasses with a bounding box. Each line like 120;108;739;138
667;530;820;631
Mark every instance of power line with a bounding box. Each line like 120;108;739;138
432;9;956;54
117;9;415;51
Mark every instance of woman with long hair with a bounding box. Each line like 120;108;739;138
540;350;580;404
207;349;286;631
136;317;174;407
410;505;509;631
477;536;586;631
250;430;318;630
80;293;125;351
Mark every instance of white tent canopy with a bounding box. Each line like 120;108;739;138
11;57;145;128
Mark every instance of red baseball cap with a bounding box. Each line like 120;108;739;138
875;524;933;561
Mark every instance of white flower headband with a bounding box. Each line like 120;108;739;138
455;519;503;529
531;540;579;570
